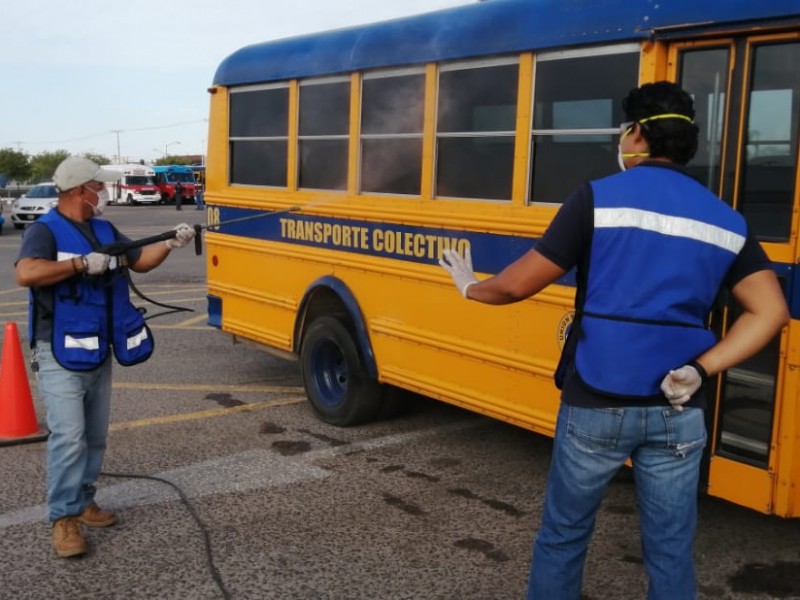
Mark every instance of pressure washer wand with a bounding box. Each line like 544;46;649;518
97;229;189;256
97;205;303;258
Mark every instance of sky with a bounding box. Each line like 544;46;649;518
1;0;470;166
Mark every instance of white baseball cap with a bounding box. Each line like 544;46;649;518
53;156;120;192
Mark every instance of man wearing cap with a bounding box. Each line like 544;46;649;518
14;156;196;558
440;82;789;599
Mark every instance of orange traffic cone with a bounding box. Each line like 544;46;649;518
0;322;48;446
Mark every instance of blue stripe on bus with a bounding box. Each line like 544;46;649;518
773;262;800;321
210;206;798;315
209;205;576;286
213;0;800;86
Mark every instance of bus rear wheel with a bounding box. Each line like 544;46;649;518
300;316;382;426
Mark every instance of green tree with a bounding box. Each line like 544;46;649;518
29;150;71;183
83;152;111;165
154;155;195;166
0;148;31;182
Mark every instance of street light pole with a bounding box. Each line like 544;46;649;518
111;130;122;163
165;141;181;159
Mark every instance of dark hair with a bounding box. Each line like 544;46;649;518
622;81;699;166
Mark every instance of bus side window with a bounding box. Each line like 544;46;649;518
530;47;639;204
360;70;425;196
436;60;519;201
230;85;289;187
298;79;350;191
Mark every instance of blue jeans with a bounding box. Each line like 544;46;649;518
35;342;113;522
527;403;706;600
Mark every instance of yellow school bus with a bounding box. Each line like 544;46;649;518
204;0;800;517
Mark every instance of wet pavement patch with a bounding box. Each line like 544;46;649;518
403;470;440;483
428;457;461;468
271;440;311;456
296;428;349;446
728;562;800;597
382;493;425;516
447;487;525;517
259;422;286;434
205;393;245;407
453;538;509;562
381;465;404;473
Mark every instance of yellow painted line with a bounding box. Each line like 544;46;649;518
0;300;28;308
113;382;304;394
148;325;211;331
108;396;304;432
0;288;27;297
174;313;209;327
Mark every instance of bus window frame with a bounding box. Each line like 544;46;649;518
297;75;352;193
434;55;521;202
228;80;291;190
529;43;641;206
359;66;427;198
735;34;800;258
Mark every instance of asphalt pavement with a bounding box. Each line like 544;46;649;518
0;205;799;600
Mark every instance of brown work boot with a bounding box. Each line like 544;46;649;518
53;517;88;558
79;502;118;528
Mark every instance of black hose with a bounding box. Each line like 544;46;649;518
100;471;231;600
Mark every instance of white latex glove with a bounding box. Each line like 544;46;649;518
439;248;478;298
165;223;196;249
83;252;111;275
660;365;702;411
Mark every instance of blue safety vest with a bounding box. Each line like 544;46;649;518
31;210;154;371
571;166;747;397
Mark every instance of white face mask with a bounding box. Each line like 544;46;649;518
617;145;627;172
83;185;110;216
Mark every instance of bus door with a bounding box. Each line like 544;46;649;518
671;33;800;516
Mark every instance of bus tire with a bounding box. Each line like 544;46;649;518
126;194;134;205
300;316;382;426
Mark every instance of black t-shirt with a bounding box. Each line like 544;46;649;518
15;212;141;342
535;162;773;408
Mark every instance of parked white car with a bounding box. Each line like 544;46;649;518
11;182;59;229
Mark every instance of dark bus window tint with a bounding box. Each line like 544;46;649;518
531;135;616;203
299;82;350;136
438;64;518;132
299;140;348;190
679;48;729;194
362;138;422;195
530;51;638;203
230;88;288;137
739;42;800;242
361;73;424;195
362;75;424;134
230;140;287;186
437;137;514;199
436;62;518;201
717;275;786;466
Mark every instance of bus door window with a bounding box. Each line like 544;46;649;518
298;78;350;191
435;58;518;201
678;47;730;194
360;69;425;196
229;84;289;187
738;42;800;242
529;45;639;204
679;39;800;467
